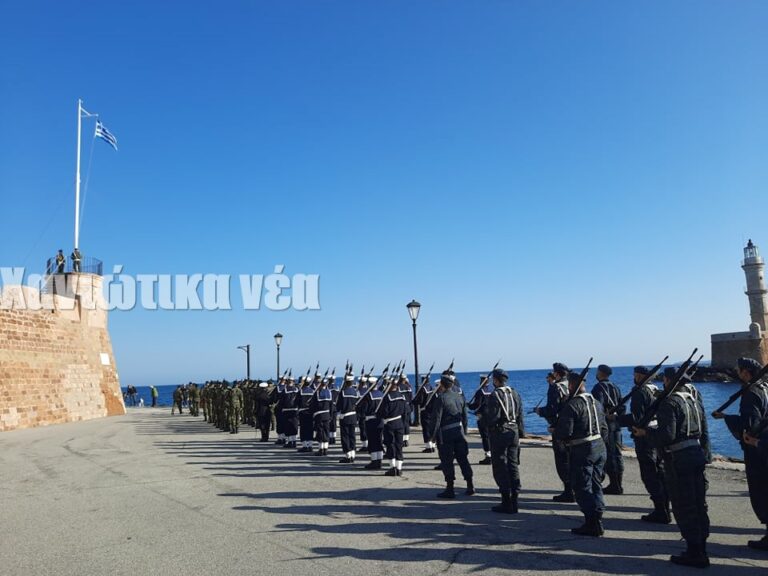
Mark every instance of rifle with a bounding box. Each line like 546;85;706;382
686;355;704;379
635;348;698;429
309;367;333;401
607;355;669;415
469;360;501;404
565;358;594;401
354;364;390;408
414;362;435;399
712;362;768;417
424;359;456;407
381;362;406;397
528;396;545;414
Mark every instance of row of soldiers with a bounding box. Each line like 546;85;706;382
184;355;768;570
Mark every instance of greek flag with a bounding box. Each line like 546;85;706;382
94;120;118;150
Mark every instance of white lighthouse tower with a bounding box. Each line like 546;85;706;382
743;239;768;335
711;239;768;368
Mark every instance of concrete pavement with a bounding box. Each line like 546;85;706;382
1;409;766;576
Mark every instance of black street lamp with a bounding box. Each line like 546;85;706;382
406;300;421;425
274;332;283;381
237;344;251;381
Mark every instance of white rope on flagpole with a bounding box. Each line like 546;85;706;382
79;131;97;241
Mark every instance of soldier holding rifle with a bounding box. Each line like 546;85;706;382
481;368;524;513
616;365;670;523
534;362;573;502
634;362;710;568
591;364;625;494
713;357;768;551
431;371;474;499
554;363;607;538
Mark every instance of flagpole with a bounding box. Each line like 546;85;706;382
74;98;82;250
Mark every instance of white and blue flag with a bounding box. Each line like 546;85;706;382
94;120;118;150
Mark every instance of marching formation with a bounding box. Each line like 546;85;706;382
186;353;768;570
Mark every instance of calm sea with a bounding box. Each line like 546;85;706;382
124;366;743;458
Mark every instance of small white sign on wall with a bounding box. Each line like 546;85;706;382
100;353;110;366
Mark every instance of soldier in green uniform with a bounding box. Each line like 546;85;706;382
188;383;200;417
55;250;66;273
228;383;244;434
172;385;183;415
201;383;209;422
70;248;82;273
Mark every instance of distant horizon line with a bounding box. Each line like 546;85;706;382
123;361;721;387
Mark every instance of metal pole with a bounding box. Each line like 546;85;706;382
74;99;82;250
412;319;420;426
276;345;280;381
246;344;251;381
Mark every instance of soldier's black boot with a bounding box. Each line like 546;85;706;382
572;515;602;537
478;456;492;465
492;491;514;514
671;541;710;568
604;473;624;495
433;463;443;471
438;481;455;499
384;467;398;476
552;486;575;503
510;492;519;514
465;479;475;496
595;512;605;536
329;437;336;445
339;456;353;463
364;460;379;470
748;526;768;550
322;448;328;456
641;502;671;524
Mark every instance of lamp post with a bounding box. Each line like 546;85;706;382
406;299;421;425
274;332;283;381
237;345;251;381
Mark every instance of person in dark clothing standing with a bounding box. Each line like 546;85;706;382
336;374;359;463
362;377;385;470
481;368;525;513
555;371;608;537
467;375;494;465
616;366;669;524
379;379;407;476
635;367;711;568
310;379;333;456
534;362;573;502
298;376;317;452
254;382;273;442
413;376;437;453
277;377;299;449
713;357;768;550
591;364;625;494
431;374;474;498
398;374;413;447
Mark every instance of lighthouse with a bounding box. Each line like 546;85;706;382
711;239;768;368
743;239;768;333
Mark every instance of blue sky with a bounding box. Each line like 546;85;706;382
1;2;767;385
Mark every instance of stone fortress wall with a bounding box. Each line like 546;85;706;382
0;273;125;432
